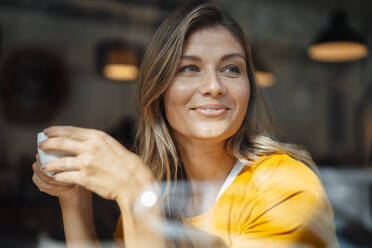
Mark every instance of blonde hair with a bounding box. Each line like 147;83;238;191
136;0;317;195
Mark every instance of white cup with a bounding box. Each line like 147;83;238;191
37;132;70;177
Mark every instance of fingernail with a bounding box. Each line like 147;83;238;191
41;164;46;170
43;128;50;134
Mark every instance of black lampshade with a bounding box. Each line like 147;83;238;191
251;48;275;88
308;10;369;62
96;40;141;81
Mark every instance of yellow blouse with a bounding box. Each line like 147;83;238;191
113;153;338;248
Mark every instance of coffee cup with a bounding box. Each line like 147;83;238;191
37;132;70;177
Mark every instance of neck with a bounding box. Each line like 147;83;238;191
174;135;237;217
175;135;236;182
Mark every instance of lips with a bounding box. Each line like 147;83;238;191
190;104;232;117
190;104;231;110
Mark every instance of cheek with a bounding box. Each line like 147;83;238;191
163;81;192;128
164;79;188;105
230;85;250;135
230;81;250;112
228;82;250;134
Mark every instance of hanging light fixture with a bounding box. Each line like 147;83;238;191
96;40;141;81
255;70;275;88
308;10;369;62
251;48;275;88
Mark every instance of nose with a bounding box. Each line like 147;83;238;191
199;70;226;97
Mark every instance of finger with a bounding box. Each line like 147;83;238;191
33;159;70;185
32;172;52;192
39;137;89;155
32;160;40;172
45;126;122;151
45;126;130;156
35;155;42;165
44;157;80;173
33;164;72;186
53;171;81;185
44;126;102;141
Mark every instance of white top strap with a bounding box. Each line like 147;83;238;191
215;159;245;201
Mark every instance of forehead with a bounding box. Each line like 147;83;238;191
183;25;244;55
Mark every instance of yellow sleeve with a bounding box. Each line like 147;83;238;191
232;154;338;248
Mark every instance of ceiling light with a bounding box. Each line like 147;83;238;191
96;40;141;81
251;48;275;88
308;10;369;62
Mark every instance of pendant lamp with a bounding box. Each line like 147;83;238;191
251;49;275;88
96;40;141;81
308;10;368;62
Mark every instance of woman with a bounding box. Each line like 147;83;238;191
32;0;339;247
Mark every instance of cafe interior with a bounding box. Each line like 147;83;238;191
0;0;371;247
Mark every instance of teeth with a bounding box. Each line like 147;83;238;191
200;109;224;111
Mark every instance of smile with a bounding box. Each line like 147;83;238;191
190;104;232;117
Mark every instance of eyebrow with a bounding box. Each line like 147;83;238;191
180;53;246;61
221;53;246;61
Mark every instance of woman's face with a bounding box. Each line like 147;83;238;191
164;25;250;143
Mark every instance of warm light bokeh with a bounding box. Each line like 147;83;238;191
103;64;139;81
307;41;369;62
255;71;275;88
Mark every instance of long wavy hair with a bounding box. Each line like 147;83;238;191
136;0;317;202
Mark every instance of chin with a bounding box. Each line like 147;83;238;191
171;120;242;142
189;126;235;141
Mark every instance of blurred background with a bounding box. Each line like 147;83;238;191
0;0;371;247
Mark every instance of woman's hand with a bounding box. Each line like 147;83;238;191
32;155;89;202
34;155;98;247
38;126;153;207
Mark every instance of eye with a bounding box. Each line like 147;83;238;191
222;65;241;75
178;65;200;73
